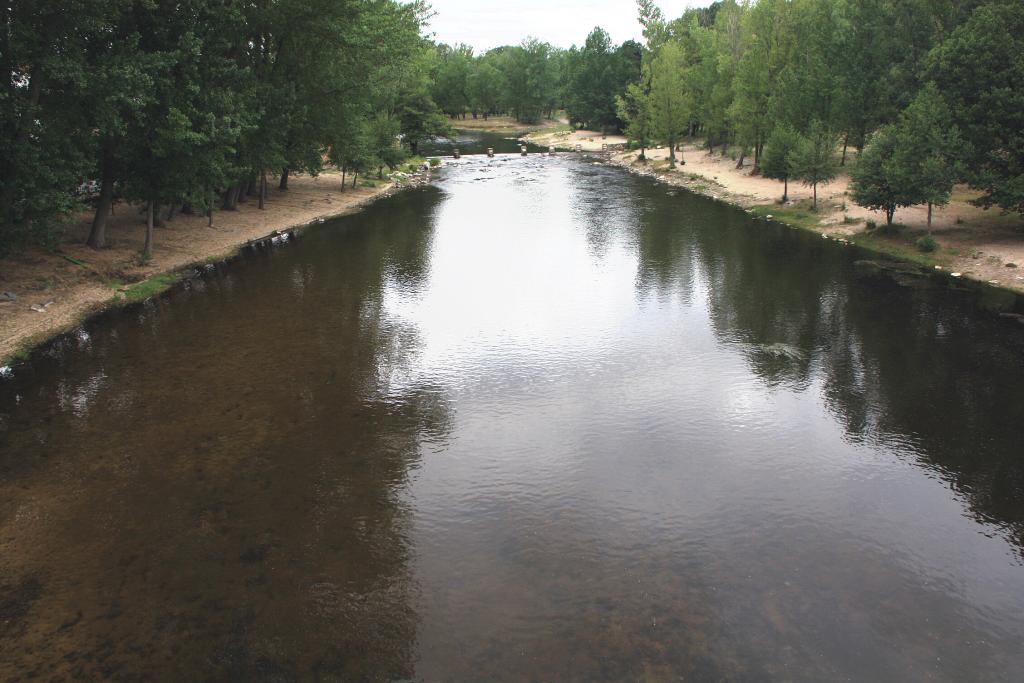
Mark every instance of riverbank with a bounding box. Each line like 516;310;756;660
0;168;431;366
526;129;1024;296
453;115;570;138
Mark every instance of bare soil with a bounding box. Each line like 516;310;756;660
453;115;565;135
0;171;397;365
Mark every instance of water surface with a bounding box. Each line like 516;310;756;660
2;153;1024;681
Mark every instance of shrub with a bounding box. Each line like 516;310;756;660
916;234;938;252
865;220;877;231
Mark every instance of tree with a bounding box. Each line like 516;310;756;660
761;124;800;202
502;39;559;123
433;44;473;118
788;120;838;210
728;0;792;173
468;55;506;118
926;2;1024;215
891;83;965;227
648;42;690;168
850;125;915;226
617;77;653;161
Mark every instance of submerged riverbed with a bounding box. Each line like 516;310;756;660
2;151;1024;680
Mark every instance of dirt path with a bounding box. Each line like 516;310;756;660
0;171;413;366
526;129;1024;293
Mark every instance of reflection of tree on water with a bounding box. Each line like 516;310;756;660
633;185;1024;555
0;187;453;680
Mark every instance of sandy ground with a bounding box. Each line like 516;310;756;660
0;171;403;365
527;129;1024;293
453;115;566;134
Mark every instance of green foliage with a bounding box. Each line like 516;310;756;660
564;29;641;132
648;42;691;167
851;85;966;226
616;75;653;159
926;2;1024;215
0;0;443;256
851;126;905;225
761;124;801;201
788;121;839;209
502;39;561;123
916;235;937;253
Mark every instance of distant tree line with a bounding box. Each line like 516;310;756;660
1;0;450;257
4;0;1022;257
609;0;1023;224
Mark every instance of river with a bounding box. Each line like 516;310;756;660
2;142;1024;680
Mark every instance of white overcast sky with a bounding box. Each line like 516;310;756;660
424;1;703;52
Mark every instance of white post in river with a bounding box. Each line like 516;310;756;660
520;145;527;156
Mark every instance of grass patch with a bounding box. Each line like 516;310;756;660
848;232;941;269
119;273;179;301
750;203;825;231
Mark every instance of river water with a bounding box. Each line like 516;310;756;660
2;143;1024;681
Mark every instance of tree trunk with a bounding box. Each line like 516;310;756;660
143;200;154;258
668;137;676;167
223;184;240;210
812;183;818;210
258;169;266;210
841;134;849;166
341;164;347;191
87;143;115;249
352;172;358;188
279;167;290;190
887;206;895;225
782;177;788;203
410;140;419;155
927;202;933;228
735;150;745;169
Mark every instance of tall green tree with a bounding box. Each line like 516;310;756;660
891;83;965;226
926;2;1024;215
788;121;839;210
761;124;801;202
850;125;914;226
648;41;690;168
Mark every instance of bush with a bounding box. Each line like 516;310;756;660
865;220;877;231
916;234;938;253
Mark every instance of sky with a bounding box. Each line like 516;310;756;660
423;0;702;53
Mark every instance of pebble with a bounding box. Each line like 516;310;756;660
951;272;962;277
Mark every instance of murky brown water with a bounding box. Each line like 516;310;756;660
2;150;1024;681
